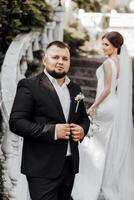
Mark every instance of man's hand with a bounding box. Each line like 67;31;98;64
56;124;71;140
70;124;84;142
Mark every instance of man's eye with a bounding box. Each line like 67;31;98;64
53;56;58;59
63;57;68;61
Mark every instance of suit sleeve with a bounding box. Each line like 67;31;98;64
9;79;55;142
78;100;90;137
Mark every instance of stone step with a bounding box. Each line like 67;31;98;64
69;75;96;81
81;85;96;91
84;96;94;108
81;86;96;100
69;66;96;77
69;75;97;88
71;56;104;69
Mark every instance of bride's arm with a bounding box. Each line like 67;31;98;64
87;60;112;117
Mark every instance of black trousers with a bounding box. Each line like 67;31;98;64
27;157;75;200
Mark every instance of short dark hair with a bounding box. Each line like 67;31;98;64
102;31;124;54
46;41;70;50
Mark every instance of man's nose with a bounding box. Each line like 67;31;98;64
58;57;63;64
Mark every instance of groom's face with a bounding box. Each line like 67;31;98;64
43;45;70;79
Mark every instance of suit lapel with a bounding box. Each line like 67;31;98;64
67;82;77;123
39;72;66;122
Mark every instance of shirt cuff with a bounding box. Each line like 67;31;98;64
54;128;57;140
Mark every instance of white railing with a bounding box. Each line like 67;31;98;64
0;5;64;200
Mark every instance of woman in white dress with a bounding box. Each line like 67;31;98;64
72;31;134;200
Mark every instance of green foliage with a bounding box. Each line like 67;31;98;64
19;0;52;31
0;0;52;65
72;0;109;12
64;29;87;56
64;8;90;56
25;50;44;77
100;15;110;29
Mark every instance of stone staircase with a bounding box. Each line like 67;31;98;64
69;56;104;108
69;56;134;120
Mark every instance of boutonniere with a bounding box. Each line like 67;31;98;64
74;92;85;112
88;116;102;138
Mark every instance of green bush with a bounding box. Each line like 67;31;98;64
64;29;88;56
72;0;108;12
0;0;52;66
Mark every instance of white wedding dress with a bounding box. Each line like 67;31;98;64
72;57;134;200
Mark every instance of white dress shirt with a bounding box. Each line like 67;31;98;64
44;69;71;156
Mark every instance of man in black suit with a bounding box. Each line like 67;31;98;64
9;41;90;200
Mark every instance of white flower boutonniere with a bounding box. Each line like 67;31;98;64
74;92;85;112
88;116;102;138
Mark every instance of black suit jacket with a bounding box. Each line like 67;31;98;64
9;72;90;178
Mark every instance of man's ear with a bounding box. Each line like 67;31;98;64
42;54;47;66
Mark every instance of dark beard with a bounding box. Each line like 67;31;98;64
46;69;67;79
